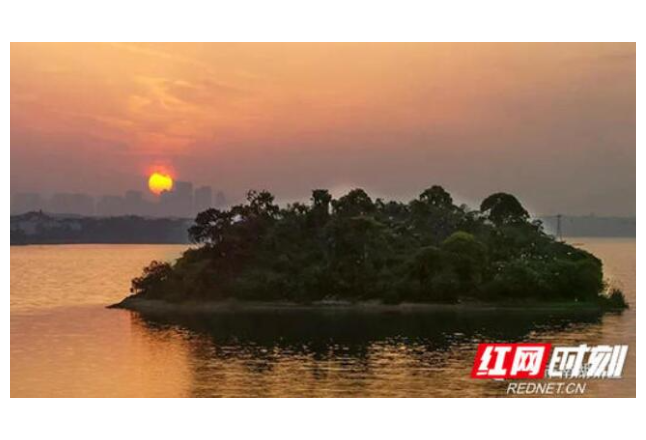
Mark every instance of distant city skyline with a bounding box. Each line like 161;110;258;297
10;182;227;217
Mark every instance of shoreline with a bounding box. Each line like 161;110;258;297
109;296;609;315
10;241;189;247
10;236;637;247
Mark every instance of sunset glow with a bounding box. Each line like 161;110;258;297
148;172;173;195
10;43;635;215
8;36;637;402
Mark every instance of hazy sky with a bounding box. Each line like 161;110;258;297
11;43;635;215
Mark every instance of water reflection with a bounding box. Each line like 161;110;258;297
129;308;606;397
11;241;634;397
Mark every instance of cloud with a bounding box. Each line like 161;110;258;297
108;43;250;94
108;43;214;71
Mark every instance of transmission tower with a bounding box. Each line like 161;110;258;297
556;214;563;242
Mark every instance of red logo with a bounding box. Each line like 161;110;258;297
471;343;551;379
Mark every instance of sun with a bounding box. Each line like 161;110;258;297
148;172;174;195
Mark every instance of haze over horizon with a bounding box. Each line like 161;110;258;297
11;43;635;216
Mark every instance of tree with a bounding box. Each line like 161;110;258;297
441;231;487;288
410;246;444;285
188;208;233;246
130;260;173;297
332;189;375;217
419;185;454;209
312;189;332;211
246;190;279;219
409;186;460;244
480;193;529;226
309;189;332;226
326;215;386;298
129;186;613;308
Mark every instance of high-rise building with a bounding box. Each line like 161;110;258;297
49;193;95;216
194;186;213;214
159;181;194;217
96;195;125;217
124;190;146;216
20;182;218;218
214;190;227;208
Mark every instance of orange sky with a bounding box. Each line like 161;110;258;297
10;43;635;215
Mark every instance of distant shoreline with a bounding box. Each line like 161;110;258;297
10;212;191;246
11;235;635;247
539;215;636;238
10;212;636;246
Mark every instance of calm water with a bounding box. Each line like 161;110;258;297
11;239;636;397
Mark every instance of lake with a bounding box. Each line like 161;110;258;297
10;239;636;397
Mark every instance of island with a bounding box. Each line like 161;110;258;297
112;186;628;312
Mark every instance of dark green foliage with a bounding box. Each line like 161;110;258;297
441;231;487;288
480;193;530;226
130;186;613;306
419;185;454;209
131;261;174;298
602;288;629;309
332;189;376;217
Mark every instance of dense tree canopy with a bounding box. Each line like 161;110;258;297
480;193;530;225
130;186;625;308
